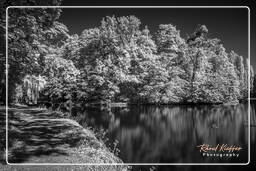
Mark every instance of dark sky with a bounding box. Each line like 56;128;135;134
58;7;254;70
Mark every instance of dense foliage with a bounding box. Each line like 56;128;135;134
58;17;253;105
2;7;254;106
0;0;67;103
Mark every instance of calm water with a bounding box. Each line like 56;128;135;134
73;102;256;164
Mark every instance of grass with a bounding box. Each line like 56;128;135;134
0;105;130;171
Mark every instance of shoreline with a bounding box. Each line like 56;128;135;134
0;106;128;171
82;100;244;109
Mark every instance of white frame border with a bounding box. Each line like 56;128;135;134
5;6;251;166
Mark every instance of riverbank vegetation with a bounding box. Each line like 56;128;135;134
0;2;254;109
0;106;129;170
0;1;129;168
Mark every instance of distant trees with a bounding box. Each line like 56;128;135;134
15;75;46;104
3;10;253;106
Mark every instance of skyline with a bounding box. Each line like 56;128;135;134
58;7;254;70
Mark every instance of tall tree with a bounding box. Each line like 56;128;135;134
139;24;188;104
186;25;240;103
4;0;69;103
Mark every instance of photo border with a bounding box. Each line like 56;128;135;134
5;6;251;166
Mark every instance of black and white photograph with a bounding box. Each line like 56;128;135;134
0;0;256;171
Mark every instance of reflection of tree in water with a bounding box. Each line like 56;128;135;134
250;101;256;163
104;104;248;163
70;104;250;163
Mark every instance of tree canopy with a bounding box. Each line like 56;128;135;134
2;7;253;106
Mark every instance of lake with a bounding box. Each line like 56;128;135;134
72;101;256;164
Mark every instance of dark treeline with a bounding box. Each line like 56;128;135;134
0;0;255;109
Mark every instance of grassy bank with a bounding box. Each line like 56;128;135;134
0;106;129;171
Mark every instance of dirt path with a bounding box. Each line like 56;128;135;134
0;106;128;171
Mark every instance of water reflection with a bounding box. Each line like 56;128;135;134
73;103;250;163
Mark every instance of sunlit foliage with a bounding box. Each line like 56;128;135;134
4;11;253;105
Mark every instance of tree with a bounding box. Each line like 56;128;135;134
15;74;46;104
4;0;67;104
185;25;240;103
41;48;81;110
62;16;159;104
139;24;189;104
